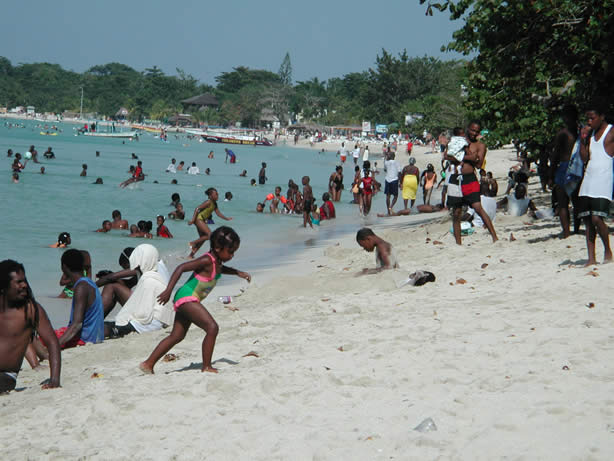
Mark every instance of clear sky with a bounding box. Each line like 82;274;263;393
1;0;463;85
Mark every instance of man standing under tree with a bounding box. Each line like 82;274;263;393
578;102;614;265
447;121;498;245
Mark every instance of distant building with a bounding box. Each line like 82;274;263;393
26;106;35;116
181;93;219;112
115;107;129;120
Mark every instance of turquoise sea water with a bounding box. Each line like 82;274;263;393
1;121;408;326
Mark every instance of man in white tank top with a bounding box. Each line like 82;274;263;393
578;103;614;265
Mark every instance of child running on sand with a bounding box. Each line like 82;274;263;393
356;228;399;273
140;226;250;374
188;188;232;258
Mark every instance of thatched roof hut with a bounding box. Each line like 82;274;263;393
181;93;219;111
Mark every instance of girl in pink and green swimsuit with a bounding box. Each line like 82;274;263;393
140;226;251;374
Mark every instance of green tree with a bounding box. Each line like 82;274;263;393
278;52;293;86
420;0;614;152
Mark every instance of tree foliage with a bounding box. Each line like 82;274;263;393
420;0;614;151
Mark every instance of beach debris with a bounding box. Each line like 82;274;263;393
90;372;103;379
242;351;259;358
481;263;488;269
343;267;350;271
510;233;516;241
217;296;232;304
414;417;437;432
162;353;179;362
586;302;595;309
425;237;431;242
317;265;325;268
586;271;599;277
240;320;249;326
332;308;337;313
455;278;467;285
224;305;240;311
321;298;330;302
566;245;572;248
500;259;506;263
324;366;331;370
432;240;443;245
337;346;344;352
562;365;570;370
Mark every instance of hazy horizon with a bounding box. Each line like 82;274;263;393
1;0;462;85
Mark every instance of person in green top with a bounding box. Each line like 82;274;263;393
188;188;232;258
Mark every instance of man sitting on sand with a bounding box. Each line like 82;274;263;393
1;260;61;393
496;184;538;217
356;228;399;274
32;250;104;359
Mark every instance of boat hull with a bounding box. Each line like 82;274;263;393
83;131;137;138
203;135;272;146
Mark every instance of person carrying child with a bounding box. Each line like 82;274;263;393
139;226;250;374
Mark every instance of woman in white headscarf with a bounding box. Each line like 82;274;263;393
104;244;175;338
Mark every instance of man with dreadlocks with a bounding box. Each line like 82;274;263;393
0;260;61;393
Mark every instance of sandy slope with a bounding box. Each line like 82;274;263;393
3;145;614;460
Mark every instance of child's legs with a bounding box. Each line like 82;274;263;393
190;220;211;255
142;311;192;370
177;302;219;370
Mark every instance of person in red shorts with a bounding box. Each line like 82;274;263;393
446;121;498;245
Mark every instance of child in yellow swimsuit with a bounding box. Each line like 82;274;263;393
140;226;251;374
188;188;232;258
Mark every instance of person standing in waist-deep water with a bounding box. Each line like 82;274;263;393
258;162;267;185
577;101;614;265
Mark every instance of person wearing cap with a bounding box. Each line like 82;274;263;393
400;157;420;209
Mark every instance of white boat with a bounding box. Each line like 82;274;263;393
83;131;137;138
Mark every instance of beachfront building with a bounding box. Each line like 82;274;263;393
181;93;219;112
115;107;129;120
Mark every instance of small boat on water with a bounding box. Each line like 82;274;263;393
186;129;273;146
40;131;58;136
76;121;137;139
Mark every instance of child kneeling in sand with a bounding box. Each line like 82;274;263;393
140;226;251;374
356;227;399;274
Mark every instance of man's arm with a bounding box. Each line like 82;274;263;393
58;284;88;346
35;303;61;388
579;126;591;163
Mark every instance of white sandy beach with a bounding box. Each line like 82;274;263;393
3;145;614;460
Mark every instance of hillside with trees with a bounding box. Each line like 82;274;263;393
0;52;466;134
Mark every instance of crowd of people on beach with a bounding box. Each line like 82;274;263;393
2;101;613;393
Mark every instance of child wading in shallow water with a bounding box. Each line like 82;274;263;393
188;188;232;258
140;226;250;374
